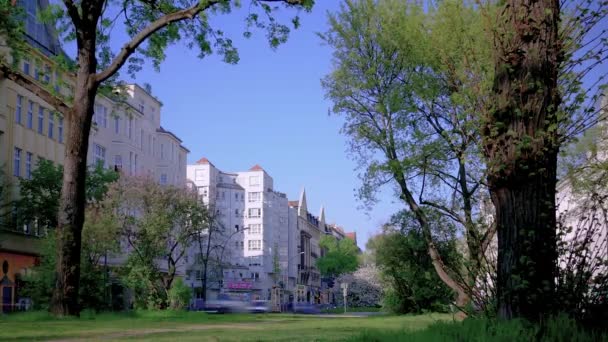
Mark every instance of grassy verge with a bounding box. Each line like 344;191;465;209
347;315;608;342
0;310;449;341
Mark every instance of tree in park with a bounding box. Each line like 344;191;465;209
322;0;495;315
107;176;207;309
366;215;460;314
13;160;118;234
191;203;231;302
482;0;608;320
324;0;608;320
0;0;314;315
15;163;120;310
331;264;382;309
316;234;359;278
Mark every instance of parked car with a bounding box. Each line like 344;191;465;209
247;300;271;313
293;303;320;314
204;299;248;313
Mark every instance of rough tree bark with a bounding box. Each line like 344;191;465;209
484;0;561;320
51;2;101;314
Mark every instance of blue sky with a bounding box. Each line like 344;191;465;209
117;1;402;249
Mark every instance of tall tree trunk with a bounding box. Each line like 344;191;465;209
391;155;470;315
492;167;558;320
485;0;561;321
50;40;98;316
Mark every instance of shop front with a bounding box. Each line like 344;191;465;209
0;252;38;313
222;280;257;301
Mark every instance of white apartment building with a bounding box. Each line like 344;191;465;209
186;159;327;303
90;83;188;186
93;85;189;278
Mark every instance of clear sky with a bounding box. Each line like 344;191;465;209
117;2;402;250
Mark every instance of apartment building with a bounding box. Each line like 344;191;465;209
288;192;332;304
186;159;335;304
0;0;188;312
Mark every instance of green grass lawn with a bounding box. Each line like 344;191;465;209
0;310;451;341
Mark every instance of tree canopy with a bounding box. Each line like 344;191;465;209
316;235;359;278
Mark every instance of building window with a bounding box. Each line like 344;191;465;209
248;240;261;251
129;152;133;175
114;155;122;170
160;144;164;159
15;95;23;124
249;176;260;186
27;101;33;129
198;186;208;196
94;104;107;128
128;118;132;139
140;129;144;149
23;59;30;75
160;173;168;185
13;147;21;177
114;116;120;134
248;208;261;218
195;169;205;181
134;154;138;174
48;112;54;139
94;144;106;167
34;63;40;80
248;192;261;203
138;101;144;113
43;65;51;84
101;106;107;128
25;152;33;179
58;117;64;143
235;224;239;232
235;209;239;218
249;224;261;234
222;191;225;200
38;107;44;134
54;71;60;93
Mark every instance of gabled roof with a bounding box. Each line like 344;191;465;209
249;164;264;171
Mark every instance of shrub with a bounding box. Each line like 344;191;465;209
168;278;192;310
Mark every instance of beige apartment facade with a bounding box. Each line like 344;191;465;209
0;0;188;312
